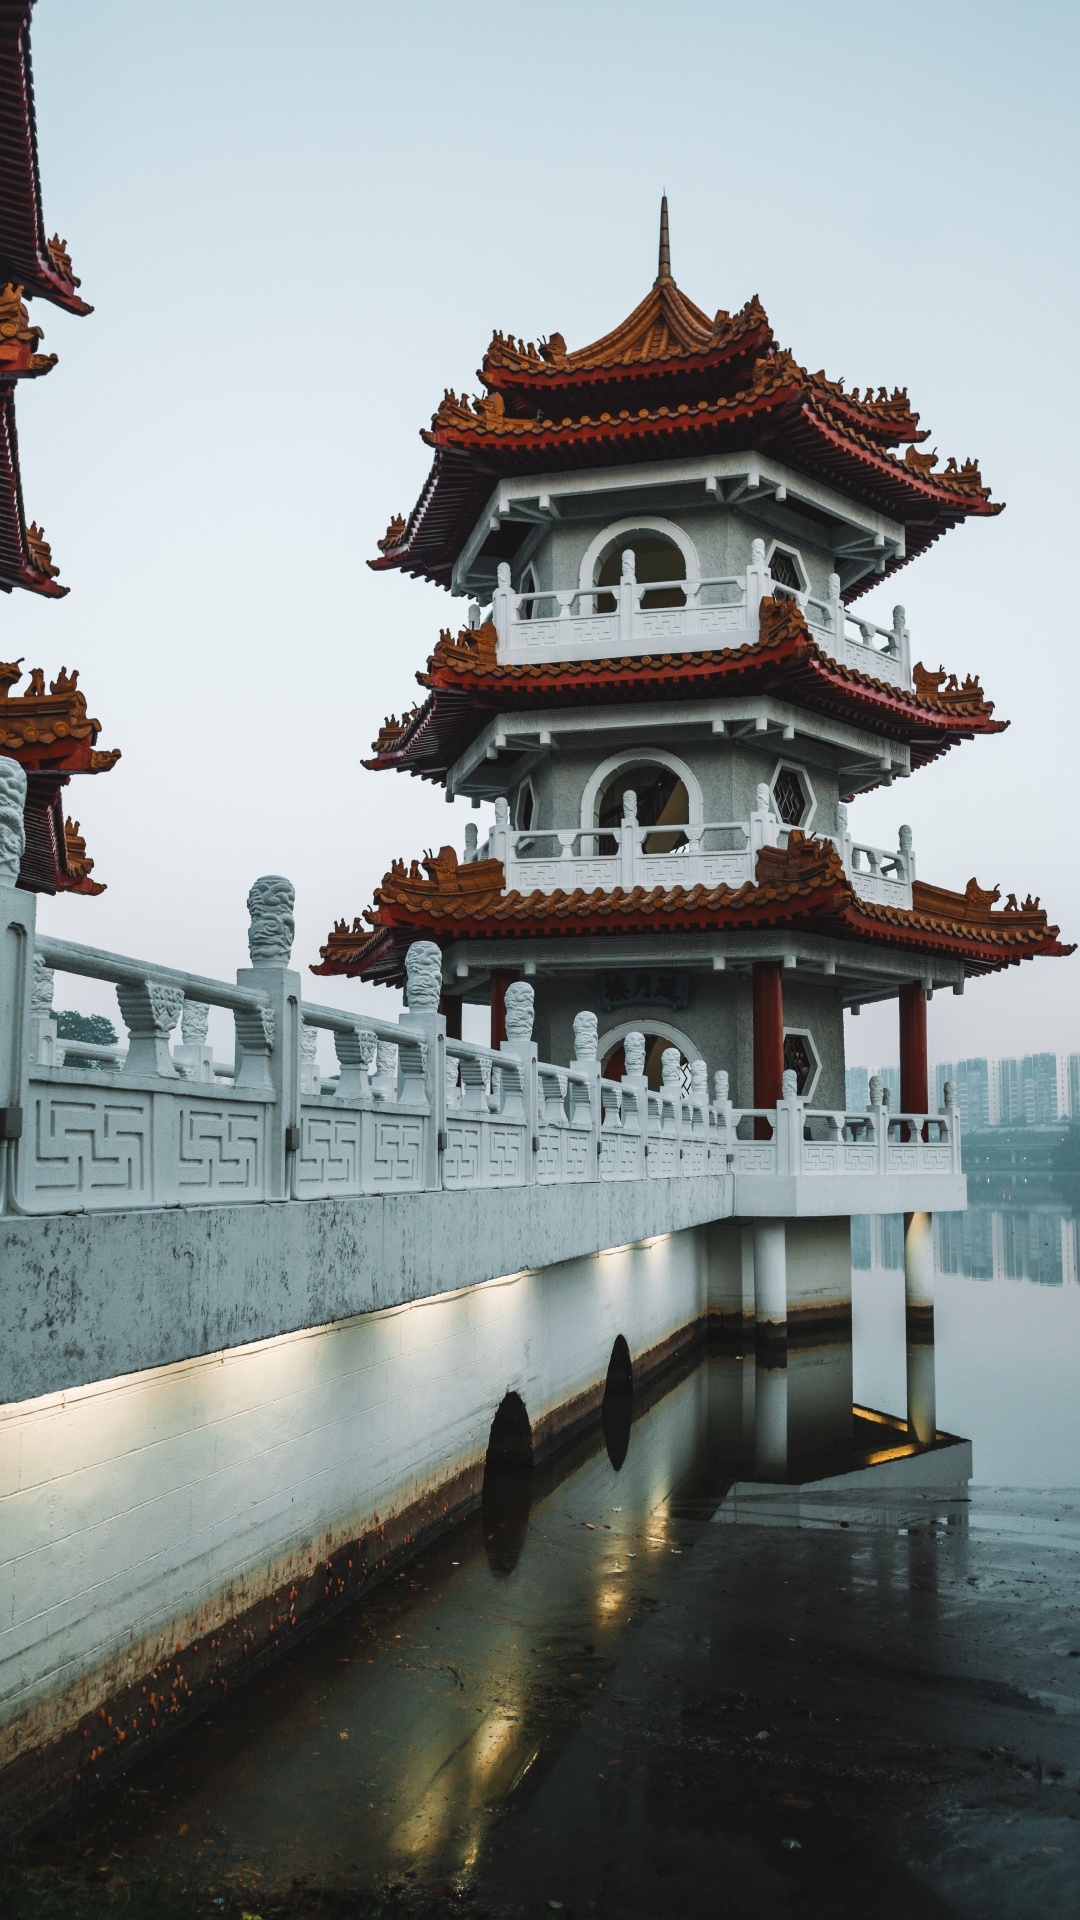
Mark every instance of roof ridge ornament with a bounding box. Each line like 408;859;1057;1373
655;194;672;286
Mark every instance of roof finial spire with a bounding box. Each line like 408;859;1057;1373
655;193;671;286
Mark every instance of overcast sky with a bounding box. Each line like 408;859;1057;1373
13;0;1079;1070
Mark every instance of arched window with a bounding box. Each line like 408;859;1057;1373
594;531;686;613
595;760;689;855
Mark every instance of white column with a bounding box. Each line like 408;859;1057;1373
904;1209;936;1443
753;1220;787;1335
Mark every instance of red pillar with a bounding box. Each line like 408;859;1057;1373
439;994;462;1040
899;983;928;1115
490;970;518;1049
752;961;784;1131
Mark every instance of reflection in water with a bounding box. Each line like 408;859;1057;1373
854;1183;1080;1287
601;1333;634;1469
481;1391;534;1577
43;1318;975;1902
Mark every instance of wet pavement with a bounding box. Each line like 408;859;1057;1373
15;1215;1080;1919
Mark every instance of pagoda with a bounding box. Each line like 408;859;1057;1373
316;202;1070;1117
0;0;118;892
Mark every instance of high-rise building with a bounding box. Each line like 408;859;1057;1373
845;1066;869;1111
958;1058;991;1130
1067;1054;1080;1121
997;1058;1023;1124
1022;1053;1058;1125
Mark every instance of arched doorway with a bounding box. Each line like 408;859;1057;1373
602;1334;634;1471
594;759;689;857
481;1391;534;1577
595;529;687;613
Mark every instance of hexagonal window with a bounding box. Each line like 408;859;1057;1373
783;1029;821;1097
772;767;807;826
769;547;802;593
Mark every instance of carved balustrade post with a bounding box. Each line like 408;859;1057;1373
572;1009;601;1175
746;535;768;625
660;1047;684;1169
334;1024;375;1099
620;1029;649;1179
501;980;537;1183
775;1067;803;1176
29;953;58;1067
299;1022;321;1097
620;790;638;891
117;979;184;1077
400;939;446;1189
618;548;636;650
493;561;513;646
0;756;35;1203
237;873;300;1201
749;781;780;858
174;999;213;1083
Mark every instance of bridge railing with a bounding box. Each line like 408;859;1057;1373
0;861;959;1216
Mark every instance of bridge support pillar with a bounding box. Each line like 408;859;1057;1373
904;1209;936;1443
753;1219;787;1345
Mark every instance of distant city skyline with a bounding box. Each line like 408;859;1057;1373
844;1052;1079;1125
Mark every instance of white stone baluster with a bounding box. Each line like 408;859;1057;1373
0;758;35;1204
238;872;299;1199
464;821;478;864
116;979;184;1078
899;823;915;885
334;1024;375;1098
572;1010;600;1167
402;939;445;1184
893;604;910;682
30;954;58;1068
502;980;538;1179
827;571;842;636
749;782;780;858
175;999;214;1083
746;536;768;625
775;1067;803;1175
620;1030;649;1178
493;561;513;646
620;790;638;890
299;1022;320;1096
492;796;511;871
661;1047;684;1171
619;548;636;650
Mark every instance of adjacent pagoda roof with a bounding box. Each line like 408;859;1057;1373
0;3;91;314
314;834;1071;991
372;201;999;594
364;596;1006;796
0;656;119;891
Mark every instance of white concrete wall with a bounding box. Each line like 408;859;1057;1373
0;1227;707;1769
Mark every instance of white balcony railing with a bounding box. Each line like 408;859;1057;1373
0;871;955;1217
476;793;915;909
489;538;911;689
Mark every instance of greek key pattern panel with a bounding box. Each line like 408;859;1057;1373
536;1127;564;1184
443;1121;482;1188
366;1116;425;1190
840;1144;877;1174
733;1142;777;1174
297;1108;361;1194
483;1123;524;1186
27;1089;151;1203
178;1101;264;1194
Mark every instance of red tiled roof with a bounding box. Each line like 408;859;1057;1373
372;251;997;594
313;833;1072;990
364;597;1006;794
